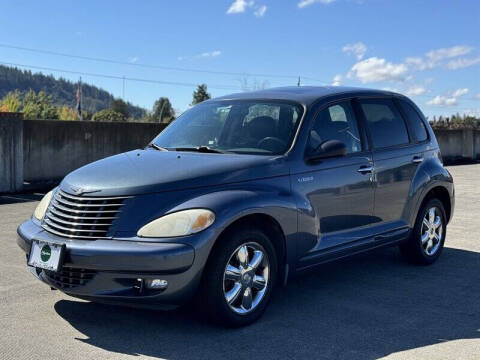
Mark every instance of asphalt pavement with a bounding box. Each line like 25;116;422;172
1;164;479;360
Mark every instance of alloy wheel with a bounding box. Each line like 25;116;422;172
223;242;269;315
421;207;443;256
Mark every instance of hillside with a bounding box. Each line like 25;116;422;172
0;65;145;118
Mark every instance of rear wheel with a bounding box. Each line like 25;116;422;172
400;198;446;265
200;228;277;327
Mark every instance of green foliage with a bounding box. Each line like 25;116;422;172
0;90;21;112
430;113;480;129
91;108;126;122
152;97;175;123
0;65;145;118
22;90;59;120
110;98;129;117
57;105;78;121
192;84;211;105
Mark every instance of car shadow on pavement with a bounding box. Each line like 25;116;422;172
54;246;480;360
0;193;44;205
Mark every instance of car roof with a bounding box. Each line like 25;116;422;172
213;86;400;106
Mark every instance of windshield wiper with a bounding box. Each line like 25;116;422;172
174;146;226;154
146;143;169;151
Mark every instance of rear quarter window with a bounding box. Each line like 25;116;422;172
396;99;428;142
359;98;410;149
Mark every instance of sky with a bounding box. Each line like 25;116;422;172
1;0;479;118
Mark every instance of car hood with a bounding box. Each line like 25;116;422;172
60;149;288;196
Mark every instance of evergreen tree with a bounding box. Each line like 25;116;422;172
152;97;175;123
91;109;126;122
0;90;21;112
192;84;211;105
0;65;145;118
22;90;59;120
110;98;129;117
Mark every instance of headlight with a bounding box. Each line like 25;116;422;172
137;209;215;238
33;190;53;221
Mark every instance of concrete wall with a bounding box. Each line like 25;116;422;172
23;120;166;182
433;129;479;164
1;118;479;193
0;117;23;192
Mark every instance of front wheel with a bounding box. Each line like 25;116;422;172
400;198;447;265
200;228;277;327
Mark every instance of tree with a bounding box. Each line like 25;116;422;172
57;105;78;121
0;64;146;118
91;109;126;122
192;84;211;105
110;98;129;117
152;97;175;123
22;90;59;120
0;90;21;112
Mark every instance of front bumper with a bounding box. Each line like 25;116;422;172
17;219;209;308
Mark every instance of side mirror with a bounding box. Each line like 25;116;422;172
307;139;347;162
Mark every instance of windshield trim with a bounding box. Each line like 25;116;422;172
154;98;308;157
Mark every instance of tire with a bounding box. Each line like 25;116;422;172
400;198;447;265
199;227;277;327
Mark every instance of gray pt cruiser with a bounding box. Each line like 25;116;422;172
17;86;454;326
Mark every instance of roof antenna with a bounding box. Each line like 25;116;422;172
297;76;301;87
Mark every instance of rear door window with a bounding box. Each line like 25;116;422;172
359;98;410;149
396;99;428;142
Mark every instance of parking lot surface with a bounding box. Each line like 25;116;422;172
1;164;479;360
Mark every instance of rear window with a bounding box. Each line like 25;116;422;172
397;99;428;142
359;99;410;149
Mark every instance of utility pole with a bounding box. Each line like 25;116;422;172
122;76;126;99
76;77;83;121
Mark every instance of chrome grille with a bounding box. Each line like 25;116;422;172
42;190;131;239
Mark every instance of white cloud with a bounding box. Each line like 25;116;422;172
476;93;480;100
332;74;342;86
128;56;139;63
427;95;458;106
426;45;473;62
406;86;426;96
405;57;435;71
446;56;480;70
298;0;336;8
382;87;400;93
254;5;267;17
227;0;254;14
200;50;222;58
426;88;469;106
342;42;367;60
451;88;469;97
348;57;408;83
178;50;222;61
406;45;475;71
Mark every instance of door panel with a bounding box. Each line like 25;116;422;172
292;154;376;261
292;99;376;266
372;145;424;225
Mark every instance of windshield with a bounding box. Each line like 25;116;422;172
152;100;304;155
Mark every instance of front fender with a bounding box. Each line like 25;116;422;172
167;181;299;267
114;176;298;271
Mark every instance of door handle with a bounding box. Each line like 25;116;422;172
357;165;373;174
412;156;424;163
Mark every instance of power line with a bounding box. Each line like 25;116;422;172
0;43;326;82
0;61;241;91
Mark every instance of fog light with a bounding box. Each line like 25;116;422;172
145;279;168;289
